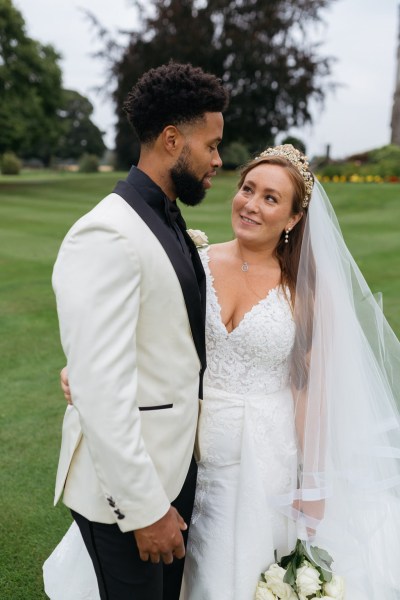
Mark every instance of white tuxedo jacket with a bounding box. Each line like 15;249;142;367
52;170;206;532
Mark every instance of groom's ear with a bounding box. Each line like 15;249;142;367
162;125;183;156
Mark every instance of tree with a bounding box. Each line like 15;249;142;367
87;0;336;168
55;90;106;160
206;0;335;151
0;0;63;164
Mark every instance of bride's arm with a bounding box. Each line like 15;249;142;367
292;373;326;537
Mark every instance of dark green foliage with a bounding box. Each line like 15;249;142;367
317;144;400;179
220;141;251;170
1;150;21;174
79;153;99;173
55;90;106;160
0;1;105;166
367;144;400;178
0;0;64;164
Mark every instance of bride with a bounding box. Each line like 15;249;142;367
44;145;400;599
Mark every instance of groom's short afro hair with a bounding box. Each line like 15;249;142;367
123;61;229;144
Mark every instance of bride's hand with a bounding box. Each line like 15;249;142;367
60;366;72;405
292;499;325;543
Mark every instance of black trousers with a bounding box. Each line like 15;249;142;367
72;456;197;600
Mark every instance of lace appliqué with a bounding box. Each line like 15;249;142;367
199;247;295;396
190;472;210;525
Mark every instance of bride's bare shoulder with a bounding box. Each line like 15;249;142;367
208;241;235;261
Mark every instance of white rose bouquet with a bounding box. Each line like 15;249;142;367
186;228;209;248
255;540;345;600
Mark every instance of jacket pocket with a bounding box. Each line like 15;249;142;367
138;404;173;411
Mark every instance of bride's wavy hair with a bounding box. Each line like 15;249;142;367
237;155;316;389
237;155;312;306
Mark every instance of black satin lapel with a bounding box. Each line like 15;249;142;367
181;230;207;325
113;180;206;371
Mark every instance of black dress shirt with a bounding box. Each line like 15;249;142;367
126;166;191;259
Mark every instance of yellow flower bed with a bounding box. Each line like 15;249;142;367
316;174;385;183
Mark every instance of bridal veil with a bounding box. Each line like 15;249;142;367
285;180;400;597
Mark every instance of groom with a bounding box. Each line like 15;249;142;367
52;62;228;600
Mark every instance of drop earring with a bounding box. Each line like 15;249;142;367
284;228;291;244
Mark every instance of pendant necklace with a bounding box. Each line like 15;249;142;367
238;243;251;273
238;242;250;272
237;244;267;300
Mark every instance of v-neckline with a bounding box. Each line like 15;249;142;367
204;248;281;336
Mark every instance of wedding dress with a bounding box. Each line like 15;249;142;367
181;247;298;599
43;519;98;600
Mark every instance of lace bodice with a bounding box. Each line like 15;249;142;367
200;247;295;395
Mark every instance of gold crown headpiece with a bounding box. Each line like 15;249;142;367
255;144;314;208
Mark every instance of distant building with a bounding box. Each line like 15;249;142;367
391;4;400;145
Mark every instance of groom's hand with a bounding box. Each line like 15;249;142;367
134;506;187;564
60;366;72;405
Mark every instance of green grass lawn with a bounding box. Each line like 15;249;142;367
1;171;399;598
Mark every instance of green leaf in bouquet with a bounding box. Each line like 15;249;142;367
308;545;333;582
283;559;297;587
312;560;332;584
280;548;297;569
319;565;333;583
310;545;333;567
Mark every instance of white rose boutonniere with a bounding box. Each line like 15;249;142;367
187;228;209;248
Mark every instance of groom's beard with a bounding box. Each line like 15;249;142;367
170;147;206;207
